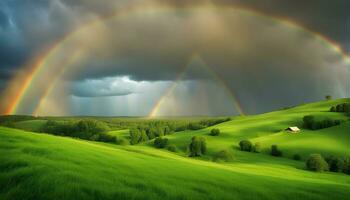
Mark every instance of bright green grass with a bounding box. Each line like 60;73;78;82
1;127;350;200
12;120;47;132
1;99;350;200
160;99;350;161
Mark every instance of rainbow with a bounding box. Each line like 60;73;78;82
148;54;245;117
3;4;350;116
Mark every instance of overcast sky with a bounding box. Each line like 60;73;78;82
0;0;349;116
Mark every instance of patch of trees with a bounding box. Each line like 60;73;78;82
103;117;231;132
303;115;342;130
239;140;262;153
154;137;169;148
189;136;207;157
306;154;350;174
0;115;37;127
330;103;350;113
129;118;231;145
41;119;117;143
209;128;220;136
188;118;231;131
239;140;253;152
129;124;174;145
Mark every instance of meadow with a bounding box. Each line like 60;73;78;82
1;99;350;200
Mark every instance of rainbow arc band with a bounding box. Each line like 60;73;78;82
4;5;350;115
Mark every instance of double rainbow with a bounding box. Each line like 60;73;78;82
2;4;350;116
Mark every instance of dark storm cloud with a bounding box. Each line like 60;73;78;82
0;0;349;80
0;0;350;115
167;0;350;51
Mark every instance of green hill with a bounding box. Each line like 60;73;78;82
1;99;350;200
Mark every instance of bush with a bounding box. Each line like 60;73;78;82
253;142;262;153
303;115;342;130
167;144;178;152
188;123;206;130
239;140;252;152
189;136;206;157
293;154;302;161
343;158;350;175
271;145;282;157
130;128;141;145
325;156;345;172
209;128;220;136
41;119;111;141
117;138;129;145
303;115;315;129
332;103;350;113
98;133;117;143
213;150;234;162
154;137;168;148
306;154;329;172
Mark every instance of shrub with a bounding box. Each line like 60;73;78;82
306;154;329;172
325;95;332;100
303;115;315;129
239;140;252;152
253;142;262;153
117;138;129;145
293;154;302;161
130;129;141;145
188;123;206;130
330;106;336;112
303;115;342;130
213;150;234;162
167;144;178;152
98;133;117;143
333;103;350;112
271;145;282;157
189;136;206;157
210;128;220;136
154;137;168;148
325;156;345;172
343;157;350;175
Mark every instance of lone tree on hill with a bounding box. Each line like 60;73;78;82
189;136;207;157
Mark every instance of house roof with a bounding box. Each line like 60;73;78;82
286;126;300;132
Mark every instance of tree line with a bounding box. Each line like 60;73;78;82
129;118;231;144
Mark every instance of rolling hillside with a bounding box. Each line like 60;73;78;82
1;99;350;200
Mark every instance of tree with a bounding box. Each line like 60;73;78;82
210;128;220;136
154;137;168;148
130;129;141;145
140;129;149;142
325;95;332;100
306;154;329;172
325;156;345;172
303;115;315;129
239;140;252;152
189;136;207;157
330;106;336;112
271;145;282;157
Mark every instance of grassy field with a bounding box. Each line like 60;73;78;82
1;99;350;200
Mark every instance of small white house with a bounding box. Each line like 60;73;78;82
285;126;300;133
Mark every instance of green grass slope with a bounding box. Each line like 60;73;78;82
1;99;350;200
1;127;350;200
161;99;350;161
